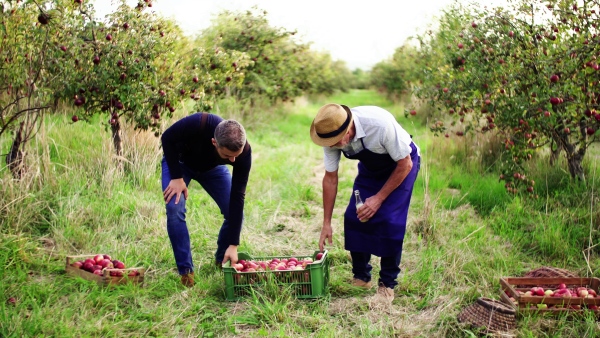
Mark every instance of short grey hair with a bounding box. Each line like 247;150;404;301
214;120;246;151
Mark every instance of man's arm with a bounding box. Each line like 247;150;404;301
223;143;252;265
319;170;338;251
357;155;413;221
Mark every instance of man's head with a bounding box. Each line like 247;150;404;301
212;120;246;161
310;103;353;147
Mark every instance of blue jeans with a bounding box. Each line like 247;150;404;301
161;157;233;275
351;250;402;289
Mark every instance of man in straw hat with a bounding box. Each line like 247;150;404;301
161;112;251;287
310;104;420;303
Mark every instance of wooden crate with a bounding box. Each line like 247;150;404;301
499;277;600;316
65;254;145;287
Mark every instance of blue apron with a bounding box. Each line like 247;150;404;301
343;140;420;257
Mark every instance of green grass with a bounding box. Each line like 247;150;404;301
1;90;600;337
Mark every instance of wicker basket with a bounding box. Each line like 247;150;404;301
523;266;576;278
458;297;516;333
518;266;577;288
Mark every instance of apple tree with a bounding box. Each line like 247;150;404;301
285;50;356;97
45;0;195;157
181;41;251;113
0;0;76;178
371;44;422;100
408;0;600;193
198;7;344;106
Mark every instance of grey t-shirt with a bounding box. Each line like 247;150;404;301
323;106;417;172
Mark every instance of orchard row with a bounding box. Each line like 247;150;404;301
1;0;354;178
376;0;600;189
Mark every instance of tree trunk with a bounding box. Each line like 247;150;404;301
552;132;586;181
566;151;585;181
549;139;561;166
6;122;26;179
111;122;123;158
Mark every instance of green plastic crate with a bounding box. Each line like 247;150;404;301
223;250;329;301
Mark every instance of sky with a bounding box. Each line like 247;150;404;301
93;0;509;70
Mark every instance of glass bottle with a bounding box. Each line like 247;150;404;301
354;190;368;222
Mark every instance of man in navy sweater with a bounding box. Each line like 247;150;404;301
161;113;252;287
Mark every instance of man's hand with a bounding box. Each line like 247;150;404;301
319;224;333;252
357;195;384;221
163;178;188;204
222;245;238;265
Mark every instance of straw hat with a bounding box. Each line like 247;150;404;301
310;104;353;147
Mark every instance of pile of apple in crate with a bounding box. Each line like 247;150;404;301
66;254;145;286
500;277;600;316
223;251;329;301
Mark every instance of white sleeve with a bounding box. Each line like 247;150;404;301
381;123;412;161
323;147;342;172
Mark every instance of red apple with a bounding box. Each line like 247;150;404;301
93;255;104;263
110;270;124;277
112;260;125;269
315;252;324;260
37;13;50;25
531;287;546;296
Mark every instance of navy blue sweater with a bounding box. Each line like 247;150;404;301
161;113;251;246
